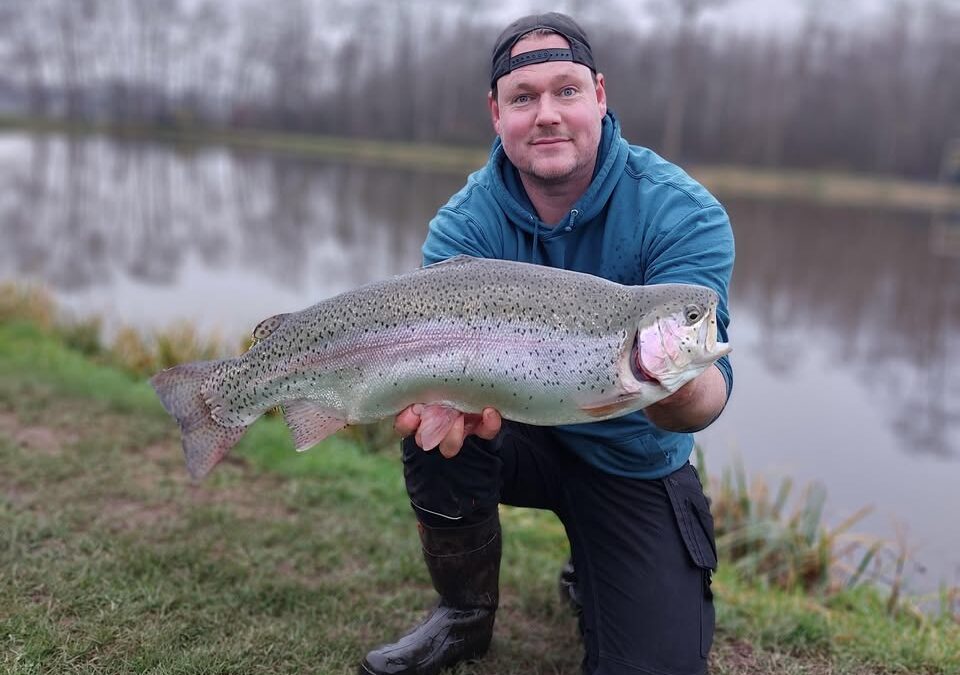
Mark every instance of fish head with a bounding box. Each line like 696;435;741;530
629;284;731;394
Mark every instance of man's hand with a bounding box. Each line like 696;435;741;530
644;365;728;433
394;404;502;458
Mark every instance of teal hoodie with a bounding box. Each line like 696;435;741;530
422;112;734;479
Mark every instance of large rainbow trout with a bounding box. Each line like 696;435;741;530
151;256;730;478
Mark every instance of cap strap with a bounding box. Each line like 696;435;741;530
507;48;575;71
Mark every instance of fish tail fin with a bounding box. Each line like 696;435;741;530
150;359;249;480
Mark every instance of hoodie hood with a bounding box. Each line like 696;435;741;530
488;111;629;239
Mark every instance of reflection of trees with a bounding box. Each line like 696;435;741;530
728;198;960;457
0;132;462;295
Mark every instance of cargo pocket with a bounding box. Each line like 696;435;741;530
663;464;717;659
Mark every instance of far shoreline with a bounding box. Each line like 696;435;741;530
2;116;959;214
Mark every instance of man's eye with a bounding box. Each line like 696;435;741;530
513;94;531;104
560;87;577;97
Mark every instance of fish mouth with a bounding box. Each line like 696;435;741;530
630;336;661;387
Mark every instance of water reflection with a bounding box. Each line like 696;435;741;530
1;131;958;586
725;199;960;458
0;134;455;305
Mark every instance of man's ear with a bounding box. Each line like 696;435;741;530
488;90;501;136
595;73;607;117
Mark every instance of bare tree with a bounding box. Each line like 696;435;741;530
649;0;732;160
870;0;912;173
266;0;313;131
1;0;956;179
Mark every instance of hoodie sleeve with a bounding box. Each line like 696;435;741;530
644;204;735;399
421;208;501;266
421;181;504;266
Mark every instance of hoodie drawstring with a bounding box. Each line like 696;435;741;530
531;219;540;263
531;209;579;264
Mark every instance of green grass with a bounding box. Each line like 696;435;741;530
1;320;958;674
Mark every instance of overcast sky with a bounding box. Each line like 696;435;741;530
484;0;919;35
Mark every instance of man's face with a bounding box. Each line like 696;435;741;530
489;33;607;187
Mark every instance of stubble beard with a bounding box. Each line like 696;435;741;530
521;148;597;188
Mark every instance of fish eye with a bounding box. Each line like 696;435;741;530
684;304;703;324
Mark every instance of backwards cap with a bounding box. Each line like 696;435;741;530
490;12;596;89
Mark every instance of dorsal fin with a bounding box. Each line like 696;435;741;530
251;313;291;342
422;254;480;269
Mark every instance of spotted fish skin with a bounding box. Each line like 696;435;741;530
151;256;730;478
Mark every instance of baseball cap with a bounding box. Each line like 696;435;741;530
490;12;597;89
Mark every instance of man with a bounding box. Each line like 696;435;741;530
360;12;733;675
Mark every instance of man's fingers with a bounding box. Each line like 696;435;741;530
395;404;423;439
461;413;483;436
462;408;502;439
474;407;502;440
402;405;501;453
439;414;465;458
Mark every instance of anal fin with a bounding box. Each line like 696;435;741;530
282;399;347;452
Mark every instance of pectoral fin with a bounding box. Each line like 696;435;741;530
417;405;462;450
282;399;347;452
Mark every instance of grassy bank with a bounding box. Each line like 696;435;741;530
2;116;959;213
1;318;959;674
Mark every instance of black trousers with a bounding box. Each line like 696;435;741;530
402;422;717;675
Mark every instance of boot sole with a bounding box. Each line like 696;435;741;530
357;643;490;675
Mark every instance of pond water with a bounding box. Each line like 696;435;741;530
1;132;958;594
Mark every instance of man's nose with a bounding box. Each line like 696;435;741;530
535;96;562;125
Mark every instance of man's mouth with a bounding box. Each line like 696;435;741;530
530;137;569;145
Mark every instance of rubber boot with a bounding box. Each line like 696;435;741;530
359;513;501;675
